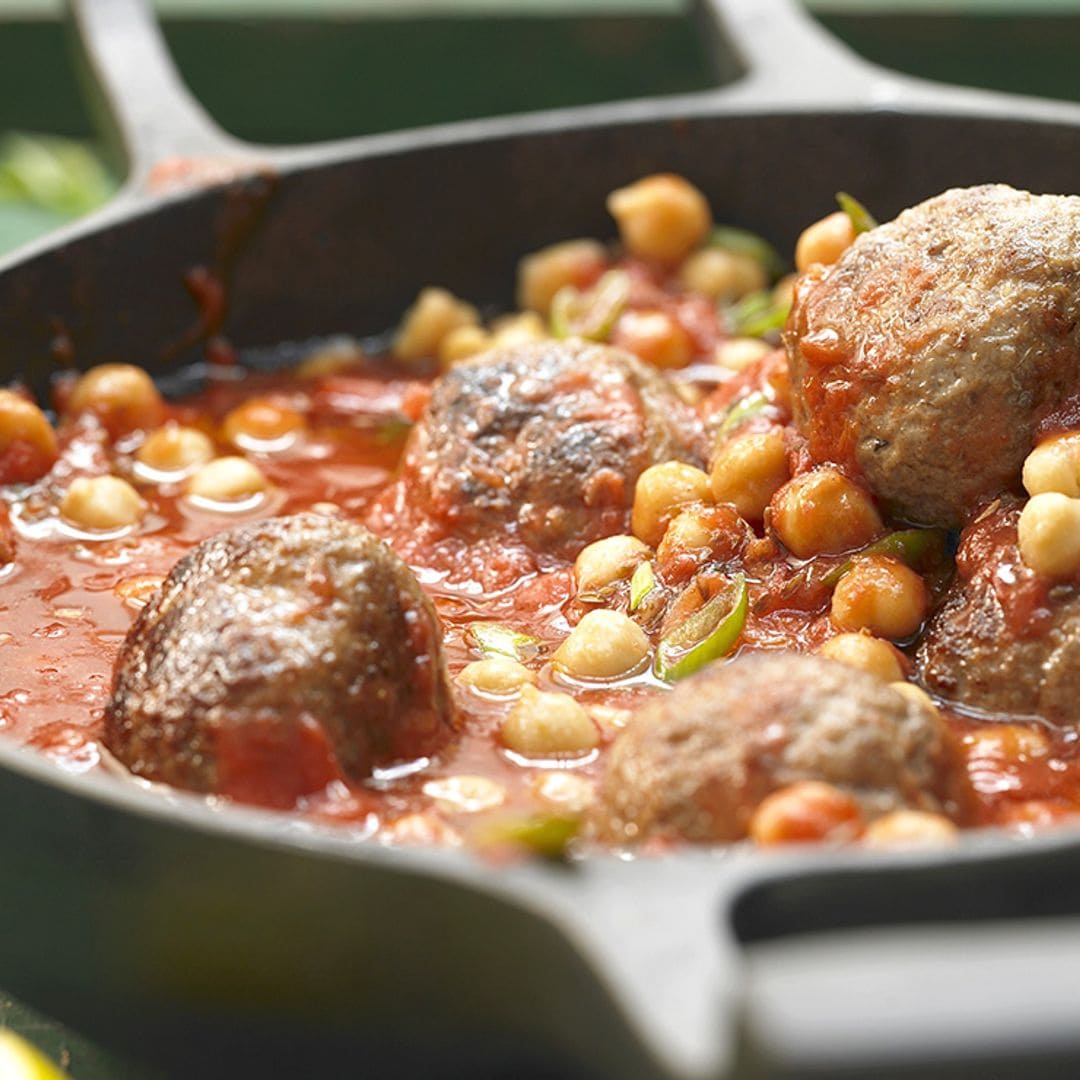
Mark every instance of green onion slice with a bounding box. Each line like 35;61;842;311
629;560;656;612
717;390;770;439
729;289;789;338
655;572;748;682
467;622;541;661
710;225;786;280
836;191;878;234
550;269;630;342
480;814;580;859
823;528;946;589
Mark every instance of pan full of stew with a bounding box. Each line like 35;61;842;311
5;0;1080;1076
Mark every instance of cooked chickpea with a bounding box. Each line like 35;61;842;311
678;246;767;301
863;810;957;849
491;311;547;348
1023;433;1080;497
186;456;268;503
135;423;214;476
710;429;789;523
749;781;863;845
631;461;712;547
770;468;882;558
393;287;480;362
422;775;507;814
552;609;650;680
772;272;797;311
457;657;536;696
607;174;712;265
0;389;57;481
575;534;651;596
501;686;599;757
657;508;714;555
516;239;607;316
438;325;491;367
294;338;364;379
222;399;305;450
819;632;905;682
794;210;856;273
888;681;940;717
715;336;772;373
60;475;146;531
67;364;165;437
968;723;1049;762
611;309;694;369
831;555;928;640
531;771;595;813
1018;492;1080;578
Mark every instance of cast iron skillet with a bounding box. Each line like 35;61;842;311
5;2;1080;1077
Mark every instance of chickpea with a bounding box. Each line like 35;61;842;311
552;609;651;680
1018;492;1080;578
819;632;905;682
772;272;798;311
863;810;958;849
710;429;789;523
438;325;491;367
607;174;712;265
830;555;928;640
632;461;713;547
1023;433;1080;498
794;210;856;273
770;467;882;558
888;681;940;717
968;723;1049;762
656;504;745;578
611;309;694;369
222;399;305;450
393;287;480;362
531;771;595;813
422;775;507;814
60;475;146;531
749;781;863;845
575;534;651;596
516;239;607;316
491;311;547;348
457;657;536;696
67;364;165;438
0;389;57;482
715;336;772;373
678;246;767;302
501;686;599;757
294;338;364;379
135;423;214;476
186;456;269;503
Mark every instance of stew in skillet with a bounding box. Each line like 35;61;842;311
2;175;1079;854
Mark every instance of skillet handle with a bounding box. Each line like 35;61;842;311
66;0;262;194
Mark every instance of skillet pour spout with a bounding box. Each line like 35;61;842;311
4;0;1080;1076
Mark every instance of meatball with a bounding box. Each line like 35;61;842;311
594;652;967;844
787;185;1080;527
400;339;705;558
917;500;1080;722
105;513;457;806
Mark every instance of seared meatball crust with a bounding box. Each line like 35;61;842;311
595;652;968;844
917;500;1080;723
400;338;706;558
105;513;457;806
787;185;1080;527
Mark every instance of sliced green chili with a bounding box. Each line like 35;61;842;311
480;814;580;859
717;390;770;439
550;269;630;342
729;289;790;338
709;225;786;280
823;528;946;588
629;560;656;612
655;573;748;682
467;622;542;661
836;191;878;234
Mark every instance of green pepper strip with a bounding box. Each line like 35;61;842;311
655;573;748;682
836;191;878;234
822;528;945;589
550;269;630;342
729;289;790;338
717;390;770;439
481;814;580;859
709;225;787;280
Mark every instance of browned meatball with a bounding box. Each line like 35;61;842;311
787;185;1080;527
400;339;705;558
594;652;968;844
105;513;457;807
917;500;1080;722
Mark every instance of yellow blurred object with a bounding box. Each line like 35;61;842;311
0;1031;70;1080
